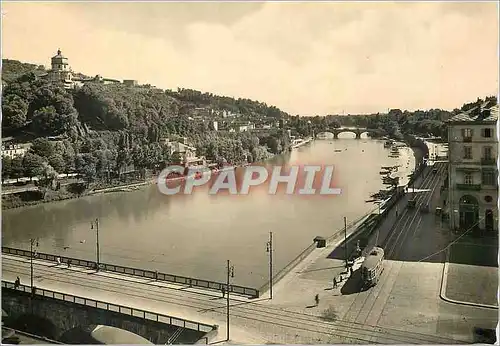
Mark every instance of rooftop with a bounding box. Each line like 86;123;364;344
51;49;66;60
448;103;498;123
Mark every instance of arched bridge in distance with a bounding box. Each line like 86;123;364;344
316;127;385;139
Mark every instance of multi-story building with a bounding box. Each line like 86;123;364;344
447;102;498;233
1;143;31;159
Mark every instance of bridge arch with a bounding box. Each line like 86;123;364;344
316;127;373;139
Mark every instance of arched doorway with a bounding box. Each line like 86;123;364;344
485;209;494;231
458;195;479;230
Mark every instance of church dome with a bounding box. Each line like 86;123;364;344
51;49;68;64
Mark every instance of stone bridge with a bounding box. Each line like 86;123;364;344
316;127;383;139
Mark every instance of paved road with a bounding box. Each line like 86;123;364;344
2;247;462;344
326;162;497;341
262;162;497;343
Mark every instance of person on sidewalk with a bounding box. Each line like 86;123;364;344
314;294;319;306
221;286;226;298
395;206;399;217
349;266;353;277
333;277;337;289
14;277;20;289
56;257;61;265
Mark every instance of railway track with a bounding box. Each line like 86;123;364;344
2;256;461;344
340;163;447;328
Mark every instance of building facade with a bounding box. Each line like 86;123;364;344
47;49;75;89
447;102;498;233
1;143;31;159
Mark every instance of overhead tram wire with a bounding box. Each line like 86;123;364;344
342;162;445;323
2;259;464;344
416;215;487;263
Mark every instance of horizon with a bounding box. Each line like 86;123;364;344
1;1;499;116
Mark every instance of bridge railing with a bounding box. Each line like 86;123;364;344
2;280;216;333
1;247;260;299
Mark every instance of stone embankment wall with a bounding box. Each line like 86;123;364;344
1;287;208;344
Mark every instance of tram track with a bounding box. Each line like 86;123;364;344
1;257;461;344
341;163;447;328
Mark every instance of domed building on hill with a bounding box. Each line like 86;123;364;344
45;49;75;89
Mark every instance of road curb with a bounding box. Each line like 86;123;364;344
439;250;498;310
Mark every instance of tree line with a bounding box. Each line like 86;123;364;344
289;96;497;139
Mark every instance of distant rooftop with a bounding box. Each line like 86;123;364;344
448;103;498;123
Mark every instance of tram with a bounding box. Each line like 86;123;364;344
360;246;385;289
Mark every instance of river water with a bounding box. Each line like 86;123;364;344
1;135;416;288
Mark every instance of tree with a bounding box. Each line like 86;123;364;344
30;138;54;158
22;153;45;180
1;94;29;130
2;156;12;182
38;162;58;190
75;153;97;186
10;157;24;182
48;154;65;173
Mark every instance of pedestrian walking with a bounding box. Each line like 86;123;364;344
349;266;353;277
314;294;319;306
333;277;337;289
155;270;159;281
67;259;72;268
14;276;20;289
221;286;226;298
56;257;61;265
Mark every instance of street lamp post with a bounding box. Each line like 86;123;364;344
266;232;273;299
226;260;234;342
30;238;39;297
344;217;348;268
91;218;100;271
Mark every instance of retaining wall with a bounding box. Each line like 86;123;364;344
1;281;215;344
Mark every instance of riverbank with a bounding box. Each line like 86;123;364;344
1;135;425;211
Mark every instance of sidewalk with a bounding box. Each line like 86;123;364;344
440;239;498;309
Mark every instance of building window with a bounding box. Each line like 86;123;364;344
464;173;473;185
482;171;496;186
482;128;492;138
462;128;473;141
463;146;472;159
483;146;492;159
485;196;493;203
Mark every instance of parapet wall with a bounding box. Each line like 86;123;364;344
1;282;215;344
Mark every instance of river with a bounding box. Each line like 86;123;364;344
1;135;416;288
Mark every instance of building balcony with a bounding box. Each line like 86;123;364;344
456;183;481;191
463;137;472;142
481;158;497;165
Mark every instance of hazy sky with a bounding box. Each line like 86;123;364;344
1;1;498;115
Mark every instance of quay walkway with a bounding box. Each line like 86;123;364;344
2;246;259;299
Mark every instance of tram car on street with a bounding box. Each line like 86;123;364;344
360;246;385;289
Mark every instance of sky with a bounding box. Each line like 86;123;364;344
1;1;499;115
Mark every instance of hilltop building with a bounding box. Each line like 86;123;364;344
44;49;75;89
40;49;138;89
447;101;498;234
